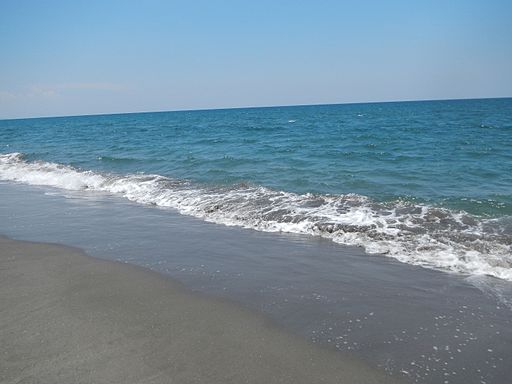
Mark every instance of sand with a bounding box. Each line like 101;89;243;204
0;236;400;384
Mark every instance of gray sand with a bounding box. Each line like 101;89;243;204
0;236;400;384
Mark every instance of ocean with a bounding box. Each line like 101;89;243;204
1;98;511;280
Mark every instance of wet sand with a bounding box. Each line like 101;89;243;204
0;236;399;384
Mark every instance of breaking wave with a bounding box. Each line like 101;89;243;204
1;152;511;281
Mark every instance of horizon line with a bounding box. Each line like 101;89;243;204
1;95;511;122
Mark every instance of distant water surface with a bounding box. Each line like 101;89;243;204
1;98;511;279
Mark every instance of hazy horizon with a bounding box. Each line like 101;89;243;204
2;96;512;122
1;0;511;119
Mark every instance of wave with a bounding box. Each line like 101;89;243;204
1;152;511;281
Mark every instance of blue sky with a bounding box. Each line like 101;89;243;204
1;0;511;119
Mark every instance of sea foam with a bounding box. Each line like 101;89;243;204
1;152;511;281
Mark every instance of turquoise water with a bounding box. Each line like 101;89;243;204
1;98;511;279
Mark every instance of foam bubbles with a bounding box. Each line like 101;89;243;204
1;152;511;281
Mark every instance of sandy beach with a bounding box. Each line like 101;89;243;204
0;235;399;383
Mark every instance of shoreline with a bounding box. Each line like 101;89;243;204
1;182;511;383
0;235;399;383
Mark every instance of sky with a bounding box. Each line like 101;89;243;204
0;0;511;119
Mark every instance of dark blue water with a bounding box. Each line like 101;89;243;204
1;98;511;279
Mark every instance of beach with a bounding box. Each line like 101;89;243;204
2;0;510;382
0;235;398;384
1;182;511;383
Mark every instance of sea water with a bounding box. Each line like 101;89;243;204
1;98;511;280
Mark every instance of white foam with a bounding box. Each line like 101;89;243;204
1;152;511;281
